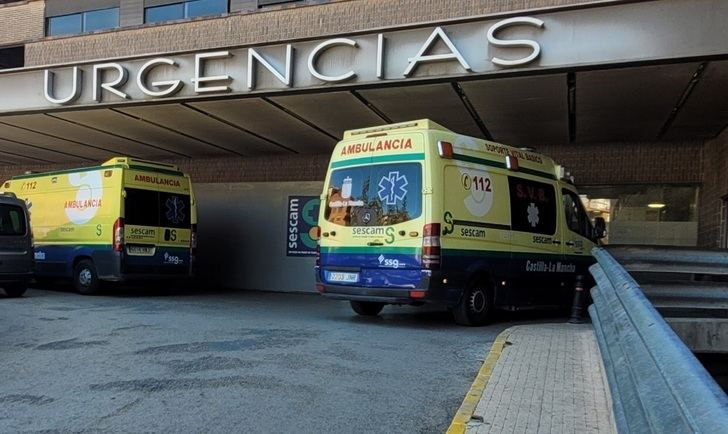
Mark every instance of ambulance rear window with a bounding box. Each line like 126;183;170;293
125;188;191;229
324;163;422;227
0;204;25;236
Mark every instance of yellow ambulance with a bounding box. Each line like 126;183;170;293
315;120;605;325
1;157;197;294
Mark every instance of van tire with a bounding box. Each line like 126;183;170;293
74;259;100;295
350;301;385;316
453;280;494;326
4;284;27;297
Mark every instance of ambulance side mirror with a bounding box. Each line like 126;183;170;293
593;217;606;240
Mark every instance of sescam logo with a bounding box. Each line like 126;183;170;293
134;174;181;187
65;171;103;225
340;138;413;156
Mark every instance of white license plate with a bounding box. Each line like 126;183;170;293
127;245;155;256
326;271;359;283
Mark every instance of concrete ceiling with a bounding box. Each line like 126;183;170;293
0;60;724;167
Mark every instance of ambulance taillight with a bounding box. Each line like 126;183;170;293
113;218;124;252
422;223;441;269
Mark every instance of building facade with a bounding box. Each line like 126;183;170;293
0;0;726;289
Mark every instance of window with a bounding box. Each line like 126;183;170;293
0;46;24;70
563;189;593;239
125;188;191;229
324;163;422;227
46;8;119;36
0;204;26;236
508;177;557;235
145;0;228;24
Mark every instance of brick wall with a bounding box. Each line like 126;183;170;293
698;129;728;247
0;153;331;185
25;0;615;66
539;141;703;185
0;0;44;47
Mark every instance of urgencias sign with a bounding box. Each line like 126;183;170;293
42;17;545;105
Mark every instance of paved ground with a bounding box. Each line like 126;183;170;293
0;286;564;433
465;324;614;434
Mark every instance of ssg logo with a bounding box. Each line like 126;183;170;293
377;254;401;268
163;252;183;265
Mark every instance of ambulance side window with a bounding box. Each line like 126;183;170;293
562;190;593;239
507;177;557;235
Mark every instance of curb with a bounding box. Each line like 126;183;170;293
446;327;514;434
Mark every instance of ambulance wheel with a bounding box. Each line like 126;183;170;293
453;281;494;326
4;284;27;297
350;301;385;316
74;259;100;295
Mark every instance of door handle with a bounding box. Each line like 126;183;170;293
565;241;575;246
367;241;384;246
552;240;562;245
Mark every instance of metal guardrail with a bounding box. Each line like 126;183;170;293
588;247;728;433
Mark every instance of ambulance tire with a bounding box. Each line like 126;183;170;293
453;280;494;326
4;284;27;298
74;259;100;295
350;301;385;316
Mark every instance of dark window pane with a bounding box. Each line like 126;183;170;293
0;46;24;69
185;0;227;18
47;14;83;36
125;188;159;227
508;177;556;235
0;204;26;236
145;3;184;23
84;8;119;32
159;192;191;228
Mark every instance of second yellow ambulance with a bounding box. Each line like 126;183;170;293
1;157;197;294
315;120;605;325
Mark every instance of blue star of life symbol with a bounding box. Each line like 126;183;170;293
378;171;408;205
165;196;186;224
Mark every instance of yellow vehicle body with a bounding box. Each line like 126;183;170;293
315;120;598;324
1;157;197;291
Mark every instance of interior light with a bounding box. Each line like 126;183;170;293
647;203;666;209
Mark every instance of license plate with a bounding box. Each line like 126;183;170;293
127;245;155;256
325;271;359;283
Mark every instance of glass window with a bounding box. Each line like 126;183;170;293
47;14;83;37
125;188;160;227
508;177;557;235
145;3;185;23
159;192;191;229
84;8;119;32
325;163;422;227
578;185;699;246
0;204;26;236
563;190;593;239
125;188;192;228
186;0;227;18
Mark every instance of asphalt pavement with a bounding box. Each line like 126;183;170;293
0;286;560;433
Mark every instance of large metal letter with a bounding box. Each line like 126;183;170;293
247;45;293;90
307;38;358;83
487;17;545;67
136;58;183;97
93;63;129;102
403;27;471;77
43;67;82;105
191;51;232;93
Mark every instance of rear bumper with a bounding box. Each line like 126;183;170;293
316;266;450;304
